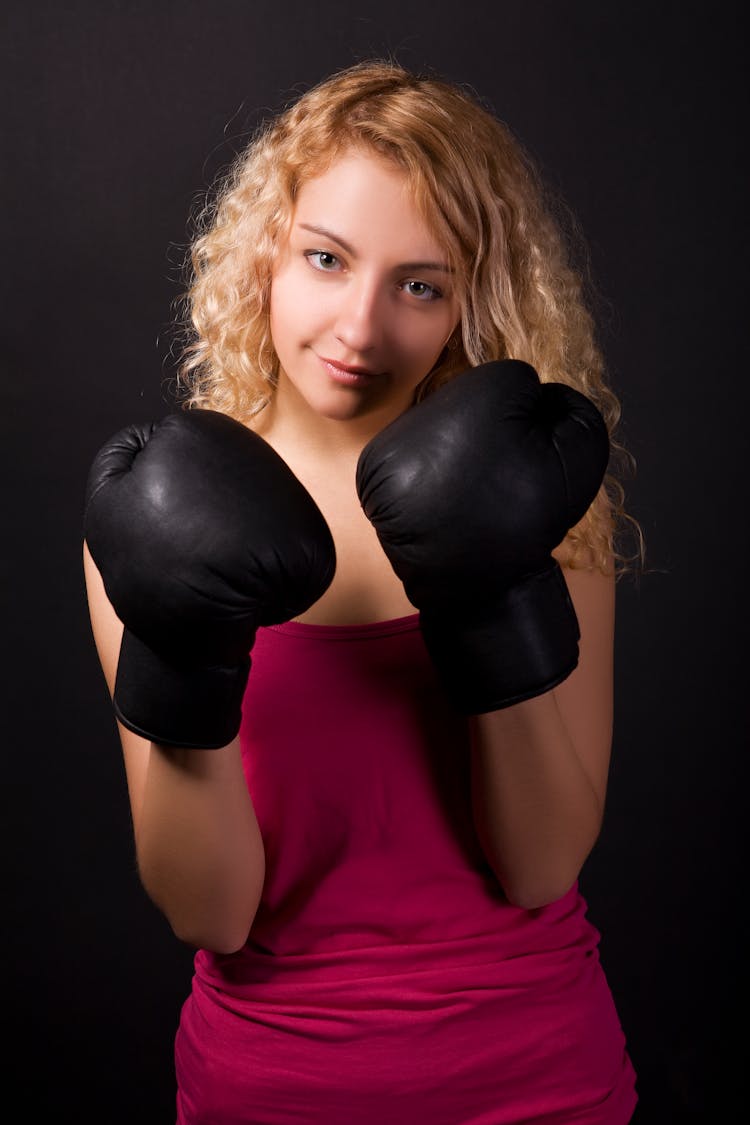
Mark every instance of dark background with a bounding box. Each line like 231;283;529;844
2;2;746;1122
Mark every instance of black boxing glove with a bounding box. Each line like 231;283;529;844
84;410;335;748
356;360;609;713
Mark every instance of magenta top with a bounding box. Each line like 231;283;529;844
175;615;637;1124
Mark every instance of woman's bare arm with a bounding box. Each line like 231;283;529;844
469;552;615;910
83;541;265;953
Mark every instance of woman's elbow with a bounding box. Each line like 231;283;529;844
502;874;578;911
137;861;264;955
157;892;261;954
487;851;585;910
170;915;253;956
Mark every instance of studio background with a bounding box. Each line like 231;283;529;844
2;3;745;1122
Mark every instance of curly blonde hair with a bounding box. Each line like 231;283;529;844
177;60;641;574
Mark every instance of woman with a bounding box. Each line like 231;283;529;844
84;60;639;1123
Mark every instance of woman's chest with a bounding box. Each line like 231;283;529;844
293;490;415;625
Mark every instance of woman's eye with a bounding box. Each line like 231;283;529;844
306;250;340;271
403;280;441;301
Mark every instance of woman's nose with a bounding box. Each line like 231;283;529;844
333;278;384;353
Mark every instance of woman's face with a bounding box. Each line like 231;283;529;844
269;148;460;427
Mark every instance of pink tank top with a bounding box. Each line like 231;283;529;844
175;615;637;1124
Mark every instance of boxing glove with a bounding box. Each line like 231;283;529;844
84;409;336;748
356;360;609;713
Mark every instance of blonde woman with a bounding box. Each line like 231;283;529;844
84;61;639;1124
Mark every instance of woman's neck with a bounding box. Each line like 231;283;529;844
250;373;407;468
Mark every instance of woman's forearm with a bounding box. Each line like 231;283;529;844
469;690;605;910
134;737;265;954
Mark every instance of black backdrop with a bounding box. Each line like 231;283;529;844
2;3;746;1122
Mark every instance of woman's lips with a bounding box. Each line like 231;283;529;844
318;355;382;384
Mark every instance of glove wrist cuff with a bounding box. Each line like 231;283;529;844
420;563;580;714
114;630;250;749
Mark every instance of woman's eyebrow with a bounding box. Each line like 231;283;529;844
297;223;454;273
